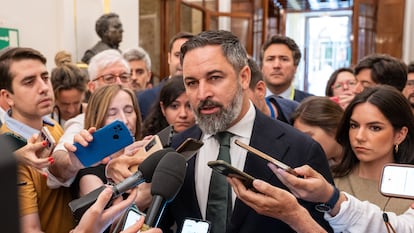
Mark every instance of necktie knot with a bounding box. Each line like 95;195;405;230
216;131;232;148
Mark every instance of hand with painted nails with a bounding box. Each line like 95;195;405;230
14;134;54;171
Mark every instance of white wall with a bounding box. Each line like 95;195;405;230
0;0;138;70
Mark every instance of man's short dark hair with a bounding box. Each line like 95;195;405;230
95;12;120;39
180;30;248;74
0;47;46;93
354;54;407;91
247;58;263;90
260;35;301;67
168;32;194;53
408;62;414;74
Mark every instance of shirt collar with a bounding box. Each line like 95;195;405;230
266;85;294;100
5;110;55;140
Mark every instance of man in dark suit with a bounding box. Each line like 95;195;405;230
246;57;298;124
137;32;193;120
160;30;333;233
260;35;313;102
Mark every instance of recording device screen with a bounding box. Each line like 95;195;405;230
181;218;210;233
122;208;143;230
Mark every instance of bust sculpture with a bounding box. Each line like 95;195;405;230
81;12;123;64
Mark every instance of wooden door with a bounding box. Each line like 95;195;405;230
376;0;405;58
351;0;377;65
352;0;405;65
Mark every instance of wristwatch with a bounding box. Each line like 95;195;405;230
315;186;340;212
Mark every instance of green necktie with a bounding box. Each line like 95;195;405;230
206;131;233;233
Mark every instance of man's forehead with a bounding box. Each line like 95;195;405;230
10;59;47;77
264;43;293;56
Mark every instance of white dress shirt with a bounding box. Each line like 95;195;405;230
196;101;256;219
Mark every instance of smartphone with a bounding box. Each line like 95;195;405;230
129;135;164;172
121;207;145;231
156;125;174;147
176;138;204;161
207;160;256;191
73;120;134;167
180;218;211;233
380;163;414;199
234;139;298;176
37;127;56;158
2;132;27;151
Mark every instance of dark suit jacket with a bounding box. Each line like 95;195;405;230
160;109;334;233
267;95;299;124
137;78;168;120
294;89;313;102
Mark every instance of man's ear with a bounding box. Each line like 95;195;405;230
239;65;251;90
255;80;267;99
0;89;14;107
87;81;96;93
167;52;172;65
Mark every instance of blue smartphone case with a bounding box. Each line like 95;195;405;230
74;120;134;167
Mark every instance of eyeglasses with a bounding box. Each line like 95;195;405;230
406;80;414;87
93;72;132;84
332;80;357;90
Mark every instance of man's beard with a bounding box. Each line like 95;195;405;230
194;84;243;135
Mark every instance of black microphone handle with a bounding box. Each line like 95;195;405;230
69;170;145;221
112;170;144;197
144;195;167;228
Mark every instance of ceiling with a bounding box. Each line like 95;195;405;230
274;0;353;12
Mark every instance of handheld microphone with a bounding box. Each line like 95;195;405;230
141;151;187;231
69;147;175;221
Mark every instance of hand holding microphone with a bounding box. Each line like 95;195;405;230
141;151;187;231
69;148;174;221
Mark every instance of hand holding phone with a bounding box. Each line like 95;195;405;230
380;163;414;199
129;135;163;172
234;140;298;176
73;120;134;167
37;127;56;158
208;160;256;192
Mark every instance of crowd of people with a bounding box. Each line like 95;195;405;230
1;11;414;233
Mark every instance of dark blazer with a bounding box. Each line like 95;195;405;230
267;95;299;124
160;109;334;233
137;78;168;120
294;89;313;102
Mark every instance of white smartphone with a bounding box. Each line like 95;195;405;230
380;163;414;199
37;126;56;158
180;218;211;233
121;208;144;230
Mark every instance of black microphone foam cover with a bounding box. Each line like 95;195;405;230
140;147;175;182
151;151;187;201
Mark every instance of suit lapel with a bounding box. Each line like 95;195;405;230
231;110;291;229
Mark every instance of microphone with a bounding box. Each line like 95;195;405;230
69;148;175;221
141;151;187;230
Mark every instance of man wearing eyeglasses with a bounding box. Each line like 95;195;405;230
336;54;407;109
402;63;414;115
47;49;133;188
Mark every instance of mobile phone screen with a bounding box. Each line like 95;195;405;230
380;164;414;199
181;218;210;233
122;209;143;230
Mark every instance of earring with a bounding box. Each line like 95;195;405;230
394;144;399;154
